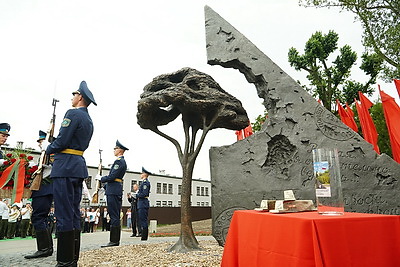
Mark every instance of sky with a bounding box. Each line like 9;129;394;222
1;0;398;180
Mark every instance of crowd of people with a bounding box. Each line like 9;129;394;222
0;199;57;240
0;198;143;240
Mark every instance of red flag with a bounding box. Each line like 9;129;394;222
356;92;380;154
345;102;358;132
235;130;244;141
243;124;253;138
394;79;400;98
336;100;358;132
345;102;355;117
379;89;400;163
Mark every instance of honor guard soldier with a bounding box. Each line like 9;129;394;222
45;81;96;267
24;130;54;260
137;167;151;241
0;123;10;159
98;140;128;247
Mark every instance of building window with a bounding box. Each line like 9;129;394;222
178;201;181;206
162;201;167;207
85;177;92;189
197;202;200;206
156;201;161;207
168;201;172;207
205;187;209;196
196;186;200;196
201;187;204;196
178;185;182;195
162;183;167;194
138;180;143;186
201;202;205;206
168;184;173;194
156;183;161;194
205;202;209;206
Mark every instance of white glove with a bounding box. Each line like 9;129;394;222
0;159;5;165
28;161;36;167
41;140;50;151
95;174;102;181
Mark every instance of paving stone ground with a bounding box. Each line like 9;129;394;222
0;220;222;267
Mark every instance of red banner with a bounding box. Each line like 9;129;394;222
394;79;400;98
337;100;358;132
379;89;400;163
244;124;253;138
235;130;244;141
356;92;380;154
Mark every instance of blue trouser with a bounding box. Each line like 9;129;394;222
138;208;149;230
106;194;122;227
53;177;83;232
31;194;53;231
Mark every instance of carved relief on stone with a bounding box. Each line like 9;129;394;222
213;207;247;246
314;105;355;141
262;135;297;180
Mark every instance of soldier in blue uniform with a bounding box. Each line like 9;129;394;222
25;130;54;259
45;81;96;267
0;123;10;159
97;140;128;247
137;167;151;241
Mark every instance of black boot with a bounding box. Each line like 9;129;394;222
73;229;81;264
56;230;76;267
141;227;148;241
24;229;53;259
101;226;120;247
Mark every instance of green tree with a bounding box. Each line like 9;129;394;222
288;30;382;111
299;0;400;80
370;102;391;156
251;110;268;132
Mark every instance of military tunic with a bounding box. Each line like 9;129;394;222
46;107;93;232
137;178;150;230
101;156;126;227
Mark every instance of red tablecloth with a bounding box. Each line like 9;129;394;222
221;210;400;267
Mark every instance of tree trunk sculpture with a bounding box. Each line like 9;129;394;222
137;67;249;252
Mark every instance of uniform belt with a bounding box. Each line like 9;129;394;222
60;149;84;156
114;178;122;183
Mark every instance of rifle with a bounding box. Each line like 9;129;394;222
91;149;103;203
30;98;59;190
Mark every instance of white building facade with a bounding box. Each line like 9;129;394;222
85;166;211;208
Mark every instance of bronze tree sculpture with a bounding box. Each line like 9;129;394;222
137;67;249;252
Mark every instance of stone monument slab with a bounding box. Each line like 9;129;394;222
204;6;400;246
